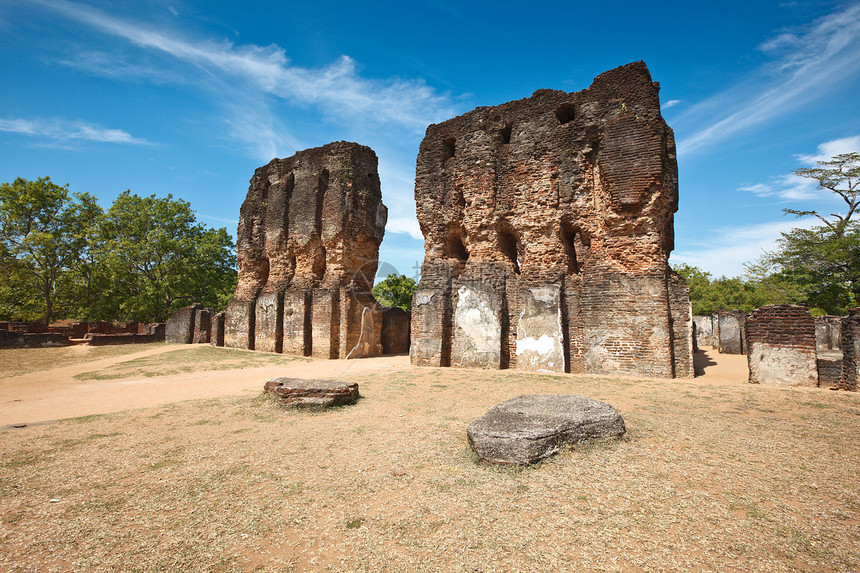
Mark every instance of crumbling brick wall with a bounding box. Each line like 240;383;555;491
745;305;818;387
224;141;388;358
410;61;693;378
839;309;860;391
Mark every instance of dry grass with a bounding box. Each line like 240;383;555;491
1;360;859;571
72;346;309;381
0;343;167;378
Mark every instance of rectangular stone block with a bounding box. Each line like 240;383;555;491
516;284;565;373
210;312;225;347
224;297;256;350
410;288;452;367
165;303;200;344
282;288;311;356
311;288;340;359
255;291;284;353
451;280;504;369
718;311;746;355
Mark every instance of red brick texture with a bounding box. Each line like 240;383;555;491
410;61;693;378
224;142;387;358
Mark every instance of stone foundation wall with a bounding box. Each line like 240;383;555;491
224;141;388;358
746;305;818;387
409;61;692;378
839;309;860;391
0;331;70;348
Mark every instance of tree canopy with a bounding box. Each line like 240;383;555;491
0;177;102;323
372;274;417;311
680;152;859;317
0;178;237;323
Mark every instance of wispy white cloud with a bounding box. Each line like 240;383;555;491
677;4;860;155
37;0;456;134
797;134;860;163
670;219;815;278
0;116;149;145
661;99;681;109
739;135;860;202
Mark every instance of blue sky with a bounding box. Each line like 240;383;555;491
1;0;859;281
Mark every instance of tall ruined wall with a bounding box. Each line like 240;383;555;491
224;141;388;358
745;305;818;387
410;61;693;378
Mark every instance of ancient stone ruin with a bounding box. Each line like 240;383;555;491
745;305;818;387
410;61;693;378
224;141;388;358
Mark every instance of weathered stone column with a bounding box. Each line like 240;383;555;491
224;141;387;357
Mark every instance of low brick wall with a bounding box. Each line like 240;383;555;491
86;333;164;346
0;331;70;349
746;305;818;387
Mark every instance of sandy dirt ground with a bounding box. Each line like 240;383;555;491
1;344;411;427
2;343;858;572
1;344;747;427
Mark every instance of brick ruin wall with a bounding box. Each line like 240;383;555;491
410;61;693;378
840;309;860;391
745;305;818;387
224;142;388;358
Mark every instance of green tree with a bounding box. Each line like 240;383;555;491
0;177;102;323
98;191;236;322
753;152;860;315
372;273;417;311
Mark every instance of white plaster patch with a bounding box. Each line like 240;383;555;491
748;342;818;387
516;335;558;356
454;286;500;351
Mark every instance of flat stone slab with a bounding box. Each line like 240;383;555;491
467;394;626;465
263;378;359;408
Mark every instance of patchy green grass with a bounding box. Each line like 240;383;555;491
0;343;166;377
73;345;309;380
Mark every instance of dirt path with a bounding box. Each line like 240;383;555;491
1;346;411;427
0;344;746;428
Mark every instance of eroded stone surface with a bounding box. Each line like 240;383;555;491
467;394;626;465
409;61;693;378
263;377;359;408
165;303;202;344
224;141;387;358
